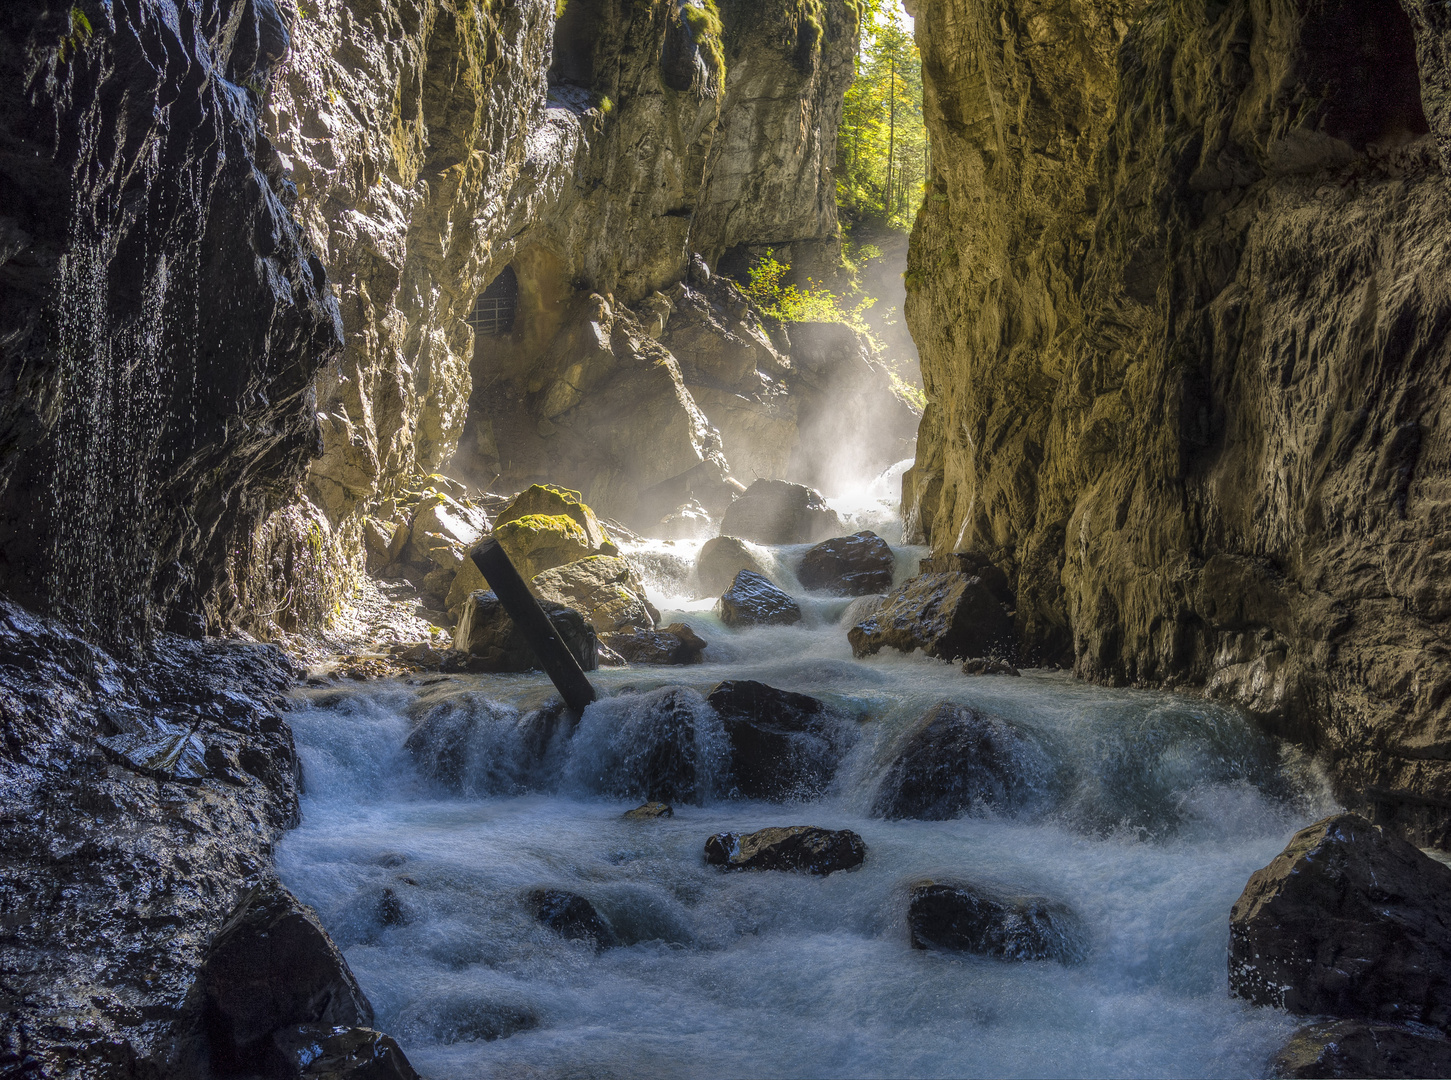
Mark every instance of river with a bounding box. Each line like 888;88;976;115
276;479;1333;1078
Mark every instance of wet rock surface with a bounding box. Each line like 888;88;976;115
708;680;847;800
716;570;803;628
719;480;844;545
530;888;617;949
271;1025;419;1079
452;591;599;673
1269;1019;1451;1079
695;535;771;599
599;623;708;665
189;884;384;1076
848;572;1014;662
704;826;866;875
873;702;1053;821
907;881;1087;965
622;801;674;820
0;601;306;1075
797;531;895;596
1230;813;1451;1030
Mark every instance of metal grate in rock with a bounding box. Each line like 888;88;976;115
469;266;518;337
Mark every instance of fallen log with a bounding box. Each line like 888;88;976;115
469;538;598;716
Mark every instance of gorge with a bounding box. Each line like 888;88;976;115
2;0;1451;1078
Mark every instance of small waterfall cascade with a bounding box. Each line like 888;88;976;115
276;473;1335;1079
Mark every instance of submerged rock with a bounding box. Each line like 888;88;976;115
1229;813;1451;1030
840;593;886;627
1269;1019;1451;1079
907;880;1087;964
872;701;1053;820
961;657;1021;676
708;680;845;799
716;569;802;627
719;479;843;545
600;622;708;665
623;801;674;820
530;888;617;949
704;826;866;875
848;571;1014;662
695;535;771;598
572;686;723;806
271;1024;419;1079
797;531;895;595
452;591;598;673
198;885;379;1073
531;555;659;633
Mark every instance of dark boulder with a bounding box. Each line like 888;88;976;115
716;570;802;627
599;622;707;664
704;826;866;875
530;888;616;949
849;572;1015;662
872;701;1053;820
623;801;674;819
720;479;842;545
917;551;1013;606
199;885;380;1075
452;590;598;673
708;680;845;799
271;1024;419;1079
695;535;770;598
797;531;895;595
1230;813;1451;1030
962;657;1021;676
1269;1019;1451;1079
907;880;1087;964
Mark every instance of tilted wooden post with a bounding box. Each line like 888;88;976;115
469;538;598;717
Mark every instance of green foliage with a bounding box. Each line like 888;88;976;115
58;5;92;62
837;1;925;231
745;250;876;332
680;0;725;87
555;0;568;16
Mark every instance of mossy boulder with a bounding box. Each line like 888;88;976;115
531;555;658;633
494;485;616;553
492;514;595;581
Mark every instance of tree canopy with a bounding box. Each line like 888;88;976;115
837;2;924;231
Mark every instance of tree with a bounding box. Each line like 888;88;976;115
836;2;924;230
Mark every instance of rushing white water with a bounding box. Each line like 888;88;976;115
278;478;1336;1079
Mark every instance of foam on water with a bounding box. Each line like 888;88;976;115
278;478;1336;1078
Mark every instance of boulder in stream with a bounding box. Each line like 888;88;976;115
716;569;802;627
695;535;771;598
1229;813;1451;1030
908;880;1087;964
1269;1019;1451;1079
623;801;674;819
531;554;659;633
719;479;843;545
873;701;1053;820
452;590;598;673
797;531;895;595
704;826;866;875
962;657;1021;676
599;622;708;665
529;888;617;949
708;680;845;799
198;884;382;1073
271;1024;419;1079
848;571;1015;662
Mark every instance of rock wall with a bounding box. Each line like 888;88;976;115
0;0;343;641
904;0;1451;842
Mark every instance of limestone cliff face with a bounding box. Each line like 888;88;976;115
0;0;342;641
905;0;1451;841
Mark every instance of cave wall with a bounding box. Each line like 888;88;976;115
0;0;343;642
904;0;1451;841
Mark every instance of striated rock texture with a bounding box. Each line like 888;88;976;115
0;0;342;640
905;0;1451;840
